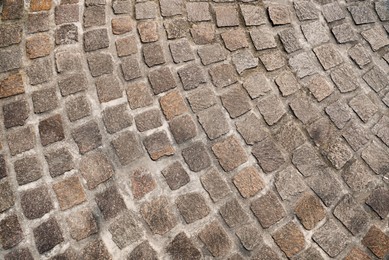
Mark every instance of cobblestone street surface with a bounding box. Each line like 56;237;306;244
1;0;389;259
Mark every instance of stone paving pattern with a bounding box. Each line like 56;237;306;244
0;0;389;259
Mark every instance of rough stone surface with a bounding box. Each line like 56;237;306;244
272;222;305;257
161;162;190;190
141;197;177;235
33;217;64;254
251;191;286;228
143;131;175;160
111;131;143;166
295;193;325;230
197;105;229;140
362;226;389;258
212;135;248;172
233;166;264;198
20;186;53;219
67;208;98;241
199;221;231;257
130;168;156;199
219;198;249;228
53;176;86;210
95;185;126;220
39;114;65;146
176;193;210;223
252;138;285;173
128;241;158;260
0;214;23;249
14;156;42;185
71;120;102;154
200;168;231;202
167;232;201;260
108;211;142;249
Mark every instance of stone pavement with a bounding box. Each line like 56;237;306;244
0;0;389;259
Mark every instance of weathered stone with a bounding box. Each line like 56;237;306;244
349;94;377;123
251;245;281;260
268;4;291;25
275;70;301;96
20;186;52;219
221;85;251;118
176;193;210;223
187;2;211;22
348;43;370;68
0;46;22;73
200;168;231;202
344;247;372;260
116;36;137;57
342;120;370;151
236;113;268;145
361;141;389;175
32;87;58;114
87;52;113;77
331;63;360;92
221;29;249;51
135;1;157;19
109;210;142;249
251;191;286;228
233;166;264;198
191;23;215;45
160;90;187;121
72;120;102;154
67;207;98;241
272;222;305;257
170;39;194;63
292;143;326;177
250;27;276;51
80;151;114;189
232;50;258;74
294;0;318;21
160;0;184;17
219;198;249;228
342;160;377;192
199;221;231;257
143;131;175;160
279;28;302;53
289;52;318;78
111;16;133;35
137;21;159;43
322;2;345;22
209;64;238;88
363;65;388;92
214;5;239;27
1;0;24;20
58;73;87;96
65;95;91;122
305;74;333;101
240;4;266;26
295;192;325;230
14;156;42;185
33;217;64;254
257;94;286;126
242;72;271;99
212;135;248;172
53;176;86;210
126;82;153;109
38;114;65;146
164;18;189;40
45;148;74;178
4;248;34;260
102;104;131;133
0;72;24;99
275;166;307;200
236;225;262;251
187;87;217;113
325;99;352;129
259;50;285;71
168;114;197;144
7;126;35;156
0;214;23;249
83;29;109;52
3;99;29;128
275;121;305;152
301;20;329;46
332;23;357;43
252;138;285;173
111;131;143;165
348;3;375;25
291;247;325;260
128;241;157;260
143;42;165;67
167;232;201;260
141;196;177;235
198;43;226;65
26;57;52;85
55;24;78;45
30;0;51;11
0;181;14;213
134;108;163;132
313;44;343;70
362;226;389;258
361;26;389;51
178;64;206;90
0;24;22;47
96;185;126;220
0;155;7;180
366;188;389;219
161;162;189;190
95;74;122;103
197;105;229;140
55;4;79;25
83;6;105;28
81;239;112;260
149;67;176;94
130;168;156;199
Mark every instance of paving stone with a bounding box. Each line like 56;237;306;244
373;115;389;147
349;94;378;123
67;207;97;241
149;67;176;94
197;105;229;140
3;99;29;129
55;52;82;73
348;43;371;68
81;239;111;260
376;1;389;21
4;248;34;260
58;73;87;96
301;20;329;46
87;53;113;77
55;24;78;45
251;245;281;260
187;2;211;22
187;87;217;113
313;44;343;70
288;52;318;78
109;210;142;249
233;166;264;198
268;4;291;25
160;91;187;121
212;135;248;172
0;181;14;213
240;4;266;26
53;176;86;210
312;219;349;257
200;168;231;202
361;26;389;51
294;0;318;21
342;120;370;151
83;29;109;52
363;65;388;92
126;82;153;109
0;46;22;73
135;1;158;19
138;21;159;43
30;0;51;11
252;137;285;173
292;144;325;177
0;214;23;249
306;169;343;206
32;87;58;114
275;70;301;96
250;28;277;51
236;113;268;145
295;192;325;230
20;186;52;219
111;131;143;165
143;131;175;160
65;95;91;122
160;0;184;17
242;72;271;99
167;232;201;260
332;23;357;43
0;72;25;99
170;39;195;63
83;6;105;28
169;114;197;144
366;188;389;219
344;247;372;260
257;94;286;126
348;3;375;25
322;2;345;22
71;120;102;154
198;43;227;65
45;147;74;178
34;217;64;254
116;36;137;57
229;253;245;260
275;166;307;200
55;4;79;25
272;222;305;257
1;0;24;20
325;99;352;129
215;6;239;27
96;185;126;220
178;64;206;90
0;155;7;180
275;121;305;152
161;162;189;190
306;117;337;148
199;221;231;257
221;29;250;52
251;191;286;228
26;57;52;85
102;104;131;134
342;160;377;192
279;28;302;53
39;114;65;146
221;85;251;118
111;16;133;35
259;50;285;71
331;63;360;92
291;247;325;260
128;241;158;260
383;92;389;107
236;225;262;251
232;50;258;74
362;226;389;258
7;126;35;156
176;192;210;223
141;196;177;235
130;168;156;199
164;18;189;40
190;23;215;45
95;74;122;103
219;198;249;228
305;74;334;101
325;137;354;170
0;24;22;47
14;155;42;185
80;151;114;189
143;42;166;67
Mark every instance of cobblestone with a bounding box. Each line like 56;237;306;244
251;191;286;228
20;186;53;219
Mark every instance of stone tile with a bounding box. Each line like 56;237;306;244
268;4;291;25
149;67;176;94
212;135;248;172
313;44;343;70
109;210;142;249
83;29;109;52
275;70;301;96
197;105;229;140
295;192;325;230
342;120;370;151
161;162;190;190
141;196;177;235
257;94;286;126
96;185;126;220
81;239;111;260
363;65;388;92
0;72;25;99
252;138;285;173
187;87;217;113
221;85;251;118
236;113;268;145
344;247;372;260
170;39;195;63
294;0;318;21
160;0;184;17
332;23;357;43
87;53;113;77
349;94;378;123
7;126;35;156
215;6;239;27
221;29;249;51
53;176;86;210
0;46;22;73
272;222;305;257
65;95;91;122
322;2;345;22
55;4;79;25
33;217;64;254
71;120;102;154
135;1;158;19
39;114;65;146
143;131;175;160
361;26;389;51
0;181;14;213
164;18;189;40
275;166;307;200
362;226;389;258
26;57;52;85
111;131;143;165
229;253;245;260
251;191;286;228
236;225;262;251
121;56;142;81
135;109;162;132
1;0;24;20
279;28;302;53
220;198;249;228
288;52;318;78
242;72;271;99
191;23;215;45
291;247;325;260
137;21;159;43
326;139;352;168
182;141;211;172
177;64;206;90
331;63;360;92
292;143;326;177
160;90;187;120
176;192;210;223
58;73;88;96
198;43;227;65
83;6;105;28
30;0;51;11
45;147;74;178
240;4;266;26
80;151;114;189
111;16;133;35
306;117;337;147
14;155;42;186
128;241;158;260
187;2;211;22
126;82;153;109
116;36;137;57
32;87;58;114
3;99;29;128
306;169;343;206
102;104;132;134
21;185;52;219
348;43;370;68
325;99;352;129
275;121;305;152
200;168;231;202
0;155;6;180
232;50;258;74
130;167;156;199
167;232;201;260
55;24;78;45
251;245;281;260
259;50;285;71
199;221;231;257
143;42;166;67
348;3;376;25
0;24;22;47
366;188;389;219
250;28;277;51
362;141;389;175
0;214;23;249
305;74;334;101
169;114;197;144
301;20;329;46
67;208;98;241
376;1;389;21
233;166;264;198
342;160;377;193
4;248;34;260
